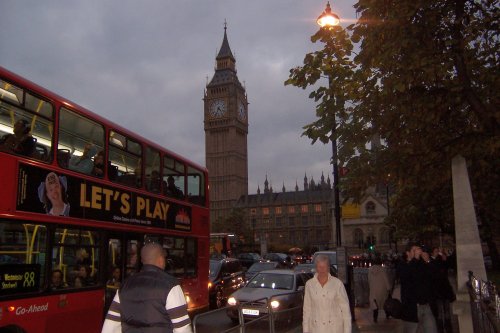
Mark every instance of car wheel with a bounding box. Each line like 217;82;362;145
215;287;225;308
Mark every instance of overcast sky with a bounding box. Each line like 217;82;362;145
0;0;357;193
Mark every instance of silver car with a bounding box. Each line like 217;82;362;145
226;270;311;324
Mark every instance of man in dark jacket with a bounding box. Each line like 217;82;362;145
429;247;455;333
398;243;438;333
102;243;192;333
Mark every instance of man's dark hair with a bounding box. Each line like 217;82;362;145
52;269;63;277
405;242;419;252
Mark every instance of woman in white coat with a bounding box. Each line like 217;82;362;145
368;257;391;322
303;255;351;333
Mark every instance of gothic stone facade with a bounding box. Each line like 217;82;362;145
236;177;391;253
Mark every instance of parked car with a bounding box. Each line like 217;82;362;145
245;261;280;282
226;270;312;324
209;258;245;308
237;252;262;269
293;263;337;277
293;263;315;274
262;252;293;268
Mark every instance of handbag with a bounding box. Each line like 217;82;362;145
384;279;402;319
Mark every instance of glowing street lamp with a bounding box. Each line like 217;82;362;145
317;1;340;28
317;2;342;247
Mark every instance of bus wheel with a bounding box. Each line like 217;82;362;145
215;287;225;308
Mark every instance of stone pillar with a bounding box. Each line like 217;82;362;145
451;155;486;333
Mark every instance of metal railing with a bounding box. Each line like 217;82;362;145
192;290;303;333
468;271;500;333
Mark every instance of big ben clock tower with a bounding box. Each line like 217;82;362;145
204;24;249;225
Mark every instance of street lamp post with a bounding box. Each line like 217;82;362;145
317;1;342;247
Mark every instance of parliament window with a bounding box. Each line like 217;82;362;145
314;204;322;212
275;206;282;215
302;216;308;226
365;201;376;215
301;205;308;213
288;206;295;214
262;207;270;215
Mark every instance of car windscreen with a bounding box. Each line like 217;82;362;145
248;262;276;273
209;261;221;279
247;273;294;290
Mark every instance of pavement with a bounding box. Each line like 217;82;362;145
286;306;403;333
352;307;403;333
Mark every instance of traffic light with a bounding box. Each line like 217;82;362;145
366;235;376;251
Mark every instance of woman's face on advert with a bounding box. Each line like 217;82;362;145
45;173;62;202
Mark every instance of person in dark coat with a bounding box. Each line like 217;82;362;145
429;247;455;333
102;243;192;333
398;243;438;333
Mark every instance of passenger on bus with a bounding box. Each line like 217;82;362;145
76;248;91;266
106;267;121;288
37;172;70;216
165;176;183;198
73;276;84;288
92;150;105;177
147;170;161;193
69;143;98;174
0;119;36;157
50;269;68;290
76;264;94;286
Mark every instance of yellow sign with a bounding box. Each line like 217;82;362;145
342;204;360;219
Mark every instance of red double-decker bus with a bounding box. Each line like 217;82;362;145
0;66;210;332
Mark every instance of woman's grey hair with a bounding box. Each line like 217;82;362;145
315;254;330;267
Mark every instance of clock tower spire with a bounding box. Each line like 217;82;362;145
204;24;249;226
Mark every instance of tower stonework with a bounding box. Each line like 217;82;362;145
204;25;248;225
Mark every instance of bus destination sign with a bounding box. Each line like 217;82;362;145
0;264;40;295
16;163;191;231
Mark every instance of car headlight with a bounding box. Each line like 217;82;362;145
208;282;212;289
270;300;280;309
227;297;237;306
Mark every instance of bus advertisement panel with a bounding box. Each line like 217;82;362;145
17;162;192;231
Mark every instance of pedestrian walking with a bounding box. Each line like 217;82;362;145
429;247;455;333
398;243;438;333
102;242;192;333
303;254;351;333
368;257;391;322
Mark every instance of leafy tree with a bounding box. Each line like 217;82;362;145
285;1;499;249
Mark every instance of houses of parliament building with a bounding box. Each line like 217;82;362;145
204;26;390;253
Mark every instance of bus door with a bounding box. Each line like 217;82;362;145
104;232;142;312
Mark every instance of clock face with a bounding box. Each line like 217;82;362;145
209;99;226;118
238;101;246;120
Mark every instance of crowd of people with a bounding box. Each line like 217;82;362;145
366;244;456;333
